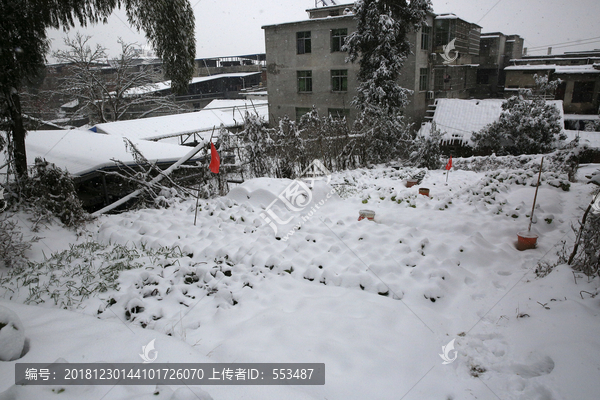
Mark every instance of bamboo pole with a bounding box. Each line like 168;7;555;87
528;157;544;232
92;139;207;217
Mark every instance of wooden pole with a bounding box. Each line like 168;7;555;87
195;127;216;225
528;157;544;232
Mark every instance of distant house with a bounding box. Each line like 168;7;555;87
473;32;524;97
420;98;565;154
504;50;600;115
127;72;264;110
431;14;482;100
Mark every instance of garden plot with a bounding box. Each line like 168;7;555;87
1;165;599;400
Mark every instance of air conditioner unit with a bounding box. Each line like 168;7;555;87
426;91;435;100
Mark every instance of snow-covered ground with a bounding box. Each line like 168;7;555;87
1;162;600;400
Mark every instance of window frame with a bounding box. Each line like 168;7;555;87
297;70;313;93
420;25;431;51
572;81;595;103
331;28;348;52
419;68;429;91
331;69;348;92
297;31;311;55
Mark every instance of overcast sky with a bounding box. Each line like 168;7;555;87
46;0;600;62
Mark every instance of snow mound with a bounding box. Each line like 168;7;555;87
0;305;26;361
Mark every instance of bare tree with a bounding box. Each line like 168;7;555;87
53;33;187;124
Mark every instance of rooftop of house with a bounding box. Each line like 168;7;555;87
420;98;564;145
505;64;600;74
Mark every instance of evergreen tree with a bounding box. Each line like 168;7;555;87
344;0;431;164
345;0;432;117
472;75;565;155
0;0;196;180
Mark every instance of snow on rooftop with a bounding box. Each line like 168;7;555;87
16;130;204;177
505;64;600;74
93;99;268;141
125;72;262;96
421;98;564;144
565;130;600;148
564;114;600;120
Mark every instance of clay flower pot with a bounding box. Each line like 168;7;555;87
517;231;538;251
406;179;418;188
419;187;430;197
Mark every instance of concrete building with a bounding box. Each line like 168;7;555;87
262;3;436;126
473;32;524;97
431;14;482;100
504;50;600;116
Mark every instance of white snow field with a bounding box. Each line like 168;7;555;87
1;162;600;400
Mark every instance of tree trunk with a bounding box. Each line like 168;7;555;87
7;91;28;178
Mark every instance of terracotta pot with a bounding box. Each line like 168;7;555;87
419;187;430;197
517;231;538;251
406;179;418;188
358;209;375;221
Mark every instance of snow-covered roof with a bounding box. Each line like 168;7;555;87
125;72;262;96
564;114;600;121
17;130;205;177
422;98;564;144
565;130;600;148
505;64;600;74
93;99;268;141
505;65;557;71
553;65;600;74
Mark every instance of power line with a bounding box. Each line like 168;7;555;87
527;35;600;50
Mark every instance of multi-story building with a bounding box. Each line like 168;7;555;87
504;50;600;116
262;3;436;126
473;32;524;97
431;14;482;99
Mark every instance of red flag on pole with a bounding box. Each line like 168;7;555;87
209;141;220;174
445;156;452;171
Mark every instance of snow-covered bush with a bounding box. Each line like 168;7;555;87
239;112;273;178
472;75;565;156
24;157;88;227
0;305;26;361
410;123;442;170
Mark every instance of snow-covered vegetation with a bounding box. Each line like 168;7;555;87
1;160;599;399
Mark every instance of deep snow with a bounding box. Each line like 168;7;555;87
1;163;599;400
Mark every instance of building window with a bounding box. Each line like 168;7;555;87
297;71;313;92
328;108;350;120
297;31;311;54
572;81;595;103
331;28;348;52
419;68;429;91
331;69;348;92
421;25;431;50
296;107;311;122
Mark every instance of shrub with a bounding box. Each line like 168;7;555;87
25;157;89;227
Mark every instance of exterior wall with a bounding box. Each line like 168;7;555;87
556;73;600;114
264;16;358;125
263;10;436;126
